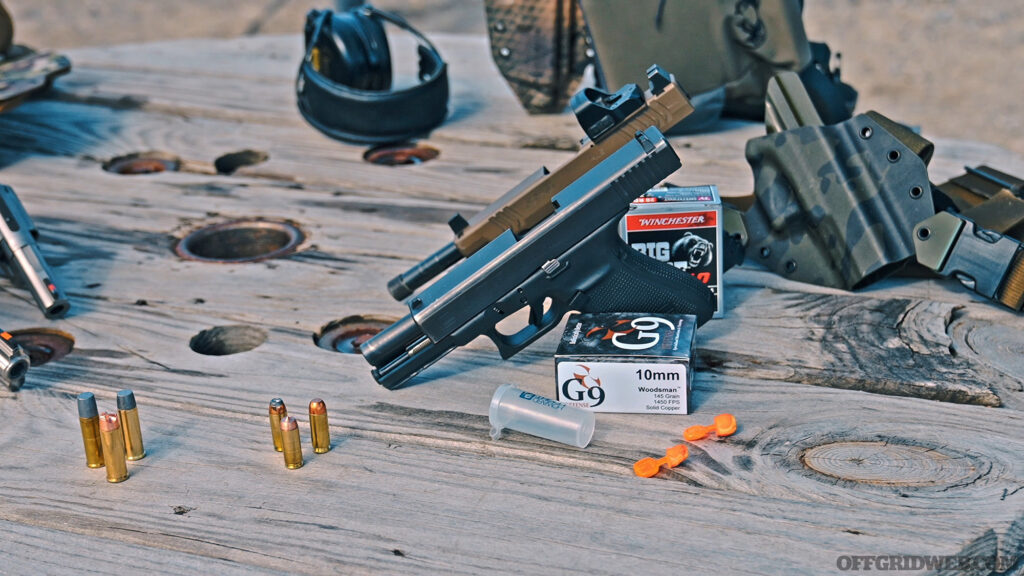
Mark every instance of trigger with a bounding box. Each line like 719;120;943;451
529;302;543;326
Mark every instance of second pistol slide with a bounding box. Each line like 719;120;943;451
0;184;70;318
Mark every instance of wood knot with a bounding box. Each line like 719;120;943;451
947;313;1024;391
800;441;977;487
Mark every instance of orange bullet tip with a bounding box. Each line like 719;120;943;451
99;412;121;432
309;398;327;415
279;416;298;431
683;413;737;441
634;444;689;478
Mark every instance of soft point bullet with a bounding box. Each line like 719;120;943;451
309;398;331;454
280;416;303;469
99;413;129;483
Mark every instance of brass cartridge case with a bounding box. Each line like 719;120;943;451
280;416;303;469
309;398;330;454
99;413;129;483
117;390;145;461
77;392;104;468
269;398;287;452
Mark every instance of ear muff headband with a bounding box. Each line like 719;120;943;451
296;6;449;145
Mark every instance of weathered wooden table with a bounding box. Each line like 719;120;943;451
1;33;1022;575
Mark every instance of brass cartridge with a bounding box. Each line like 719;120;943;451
280;416;303;469
116;390;145;461
309;398;330;454
99;413;129;483
76;392;104;468
269;398;287;452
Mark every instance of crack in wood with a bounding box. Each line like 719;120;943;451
297;198;461;225
700;294;1002;406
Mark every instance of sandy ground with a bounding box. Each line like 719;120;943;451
5;0;1023;157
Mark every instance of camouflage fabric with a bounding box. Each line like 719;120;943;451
483;0;590;114
0;50;71;113
740;72;1023;312
744;112;936;289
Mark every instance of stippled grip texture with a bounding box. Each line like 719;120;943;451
584;238;715;326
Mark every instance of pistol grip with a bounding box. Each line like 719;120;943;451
581;225;715;326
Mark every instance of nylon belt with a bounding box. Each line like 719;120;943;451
920;168;1024;310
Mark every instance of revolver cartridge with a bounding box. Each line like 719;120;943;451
0;330;29;391
116;390;145;461
77;392;104;469
99;413;129;483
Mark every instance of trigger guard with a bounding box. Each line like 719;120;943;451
486;298;566;359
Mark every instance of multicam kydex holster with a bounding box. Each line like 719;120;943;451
740;72;1024;311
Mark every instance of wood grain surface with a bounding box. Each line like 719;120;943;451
0;34;1022;575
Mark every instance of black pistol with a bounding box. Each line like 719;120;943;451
0;184;70;318
386;65;695;300
362;127;715;390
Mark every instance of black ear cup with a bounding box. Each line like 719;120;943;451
326;8;392;91
296;6;449;144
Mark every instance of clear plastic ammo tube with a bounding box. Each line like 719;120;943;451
488;384;595;449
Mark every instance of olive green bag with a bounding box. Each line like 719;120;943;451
484;0;856;132
583;0;855;131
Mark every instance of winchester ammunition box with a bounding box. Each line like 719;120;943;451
620;185;724;317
